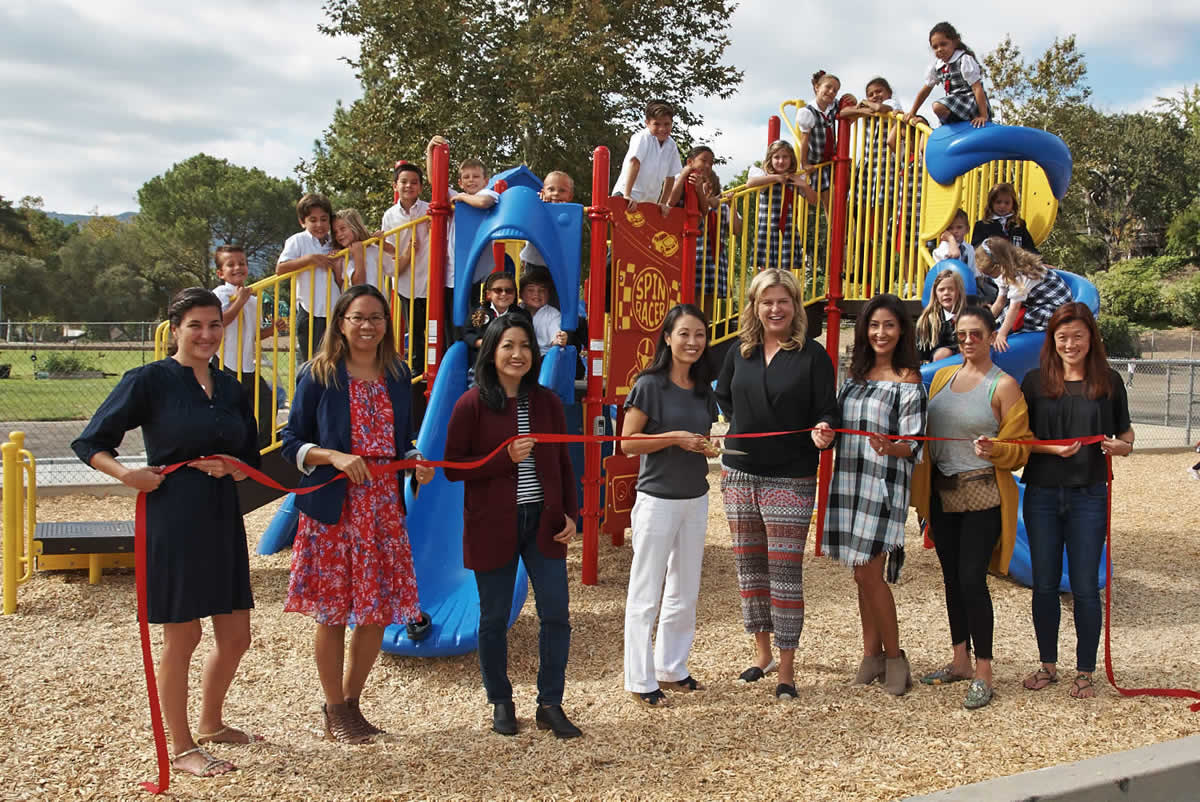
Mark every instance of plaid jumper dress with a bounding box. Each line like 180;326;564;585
825;379;927;567
934;52;990;123
1010;269;1074;331
803;104;838;191
696;203;731;297
752;179;804;270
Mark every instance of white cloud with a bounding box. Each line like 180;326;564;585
0;0;1197;214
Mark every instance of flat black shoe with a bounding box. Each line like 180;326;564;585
669;675;703;692
535;704;582;739
775;683;797;700
491;701;518;736
632;689;669;707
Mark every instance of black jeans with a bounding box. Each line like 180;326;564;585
929;492;1002;660
398;296;427;375
472;502;571;705
294;307;326;364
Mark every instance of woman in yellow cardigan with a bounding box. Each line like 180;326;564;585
911;306;1032;710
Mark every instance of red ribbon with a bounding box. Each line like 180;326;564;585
131;427;1195;792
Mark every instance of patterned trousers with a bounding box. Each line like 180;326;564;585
721;469;816;650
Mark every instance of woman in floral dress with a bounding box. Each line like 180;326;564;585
282;285;434;743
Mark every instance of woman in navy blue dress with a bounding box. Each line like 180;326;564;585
72;288;261;779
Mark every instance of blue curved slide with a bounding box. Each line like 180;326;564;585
924;121;1073;200
918;259;1105;591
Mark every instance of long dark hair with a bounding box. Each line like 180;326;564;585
850;293;919;382
474;313;542;411
309;285;402;388
637;304;715;398
1039;303;1111;400
929;21;977;60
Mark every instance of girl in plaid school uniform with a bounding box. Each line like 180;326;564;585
667;147;743;318
797;71;844;215
746;141;808;271
975;237;1074;352
813;294;927;696
905;22;992;128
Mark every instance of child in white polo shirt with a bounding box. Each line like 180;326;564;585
215;244;285;446
612;100;683;215
275;193;340;361
381;161;433;372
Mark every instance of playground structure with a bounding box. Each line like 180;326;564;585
5;101;1089;631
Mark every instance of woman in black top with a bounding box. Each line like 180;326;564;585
1019;303;1133;700
72;288;261;778
715;268;839;699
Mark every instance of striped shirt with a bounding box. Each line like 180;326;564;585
516;395;544;504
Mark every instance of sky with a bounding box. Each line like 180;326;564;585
2;0;1199;215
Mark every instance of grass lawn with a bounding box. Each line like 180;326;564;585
0;347;296;421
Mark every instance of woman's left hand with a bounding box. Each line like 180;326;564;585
973;436;994;458
190;455;243;480
1100;437;1132;457
867;433;894;457
414;463;435;485
553;514;576;544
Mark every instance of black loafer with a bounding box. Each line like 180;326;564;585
535;704;582;739
492;701;518;736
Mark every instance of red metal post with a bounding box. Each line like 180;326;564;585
813;99;855;555
426;142;450;396
581;146;610;586
490;179;509;273
681;182;700;305
767;115;781;145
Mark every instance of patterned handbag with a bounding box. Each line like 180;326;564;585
933;467;1000;513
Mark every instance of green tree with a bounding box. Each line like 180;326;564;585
53;217;170;319
300;0;743;222
0;195;34;254
137;154;303;288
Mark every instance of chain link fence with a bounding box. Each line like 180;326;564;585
1109;359;1200;449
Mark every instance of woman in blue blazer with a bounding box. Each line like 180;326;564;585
281;285;433;743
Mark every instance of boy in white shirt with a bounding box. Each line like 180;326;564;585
275;193;340;361
612;100;682;215
381;161;433;372
518;268;569;355
215;244;285;446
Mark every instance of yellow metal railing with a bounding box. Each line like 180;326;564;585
2;431;36;615
154;217;430;449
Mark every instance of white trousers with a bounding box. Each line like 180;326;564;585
623;492;709;692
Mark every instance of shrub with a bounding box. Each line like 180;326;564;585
1098;315;1140;358
1167;202;1200;258
1164;273;1200;327
39;351;99;375
1094;268;1165;322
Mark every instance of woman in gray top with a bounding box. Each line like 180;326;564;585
919;305;1024;710
621;304;719;707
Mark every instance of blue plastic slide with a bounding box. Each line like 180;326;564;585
924;121;1073;199
917;260;1106;591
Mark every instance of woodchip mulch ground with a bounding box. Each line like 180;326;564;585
1;452;1198;801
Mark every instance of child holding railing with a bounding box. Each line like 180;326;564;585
746;140;807;272
333;209;395;292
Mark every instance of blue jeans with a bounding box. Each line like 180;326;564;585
1023;483;1108;672
473;502;571;705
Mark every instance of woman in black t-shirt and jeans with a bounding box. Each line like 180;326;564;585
621;304;720;707
1019;303;1133;699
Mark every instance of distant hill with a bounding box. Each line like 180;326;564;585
46;211;137;226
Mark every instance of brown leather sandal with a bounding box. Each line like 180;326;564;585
1069;673;1097;699
1022;667;1059;691
323;702;372;744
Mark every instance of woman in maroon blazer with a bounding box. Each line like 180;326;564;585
444;314;581;739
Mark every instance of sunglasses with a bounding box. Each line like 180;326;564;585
490;286;516;294
955;330;987;343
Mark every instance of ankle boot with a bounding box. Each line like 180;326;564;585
853;654;886;685
884;650;912;696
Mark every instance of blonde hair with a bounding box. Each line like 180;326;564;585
762;140;798;176
543;170;574;191
915;269;965;350
334;208;372;243
975;236;1045;283
308;285;403;388
738;268;808;356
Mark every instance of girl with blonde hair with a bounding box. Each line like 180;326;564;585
716;269;839;699
915;269;965;362
745;141;808;270
975;237;1073;352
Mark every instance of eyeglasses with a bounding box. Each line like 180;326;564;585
345;314;387;326
490;287;515;294
956;330;986;343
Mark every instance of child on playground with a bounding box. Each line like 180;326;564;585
518;267;569;355
933;209;978;273
214;244;285;446
612;100;683;215
905;21;991;128
521;171;575;269
971;182;1040;255
975;236;1073;352
427;136;501;313
842;77;903;212
380;161;431;371
667;146;742;316
796;71;845;210
276;193;341;361
466;271;519;353
746;140;807;271
333;209;394;292
915;268;966;363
